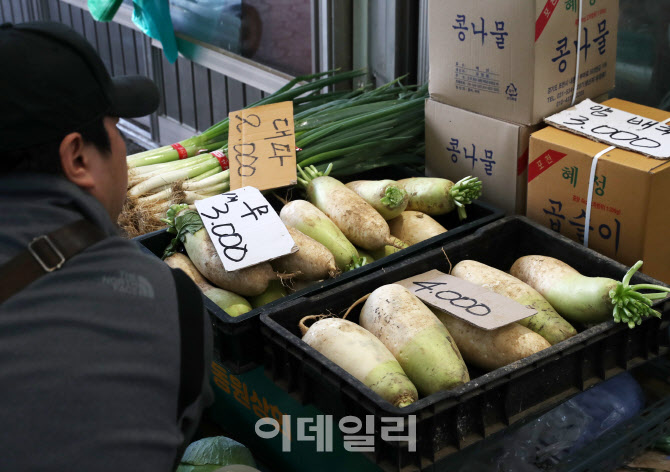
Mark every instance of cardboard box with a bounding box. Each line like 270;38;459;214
527;98;670;283
426;98;542;215
428;0;619;125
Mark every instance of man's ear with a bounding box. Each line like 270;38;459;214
59;132;94;190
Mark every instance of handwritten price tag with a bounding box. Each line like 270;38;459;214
545;99;670;159
228;101;298;191
195;187;297;271
396;269;537;330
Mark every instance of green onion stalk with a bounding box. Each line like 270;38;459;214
127;81;425;199
127;69;366;168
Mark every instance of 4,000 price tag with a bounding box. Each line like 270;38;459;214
195;187;296;271
396;269;537;330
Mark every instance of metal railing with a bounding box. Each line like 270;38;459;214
1;0;425;148
0;0;293;150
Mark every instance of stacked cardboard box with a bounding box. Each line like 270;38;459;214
527;98;670;283
426;0;619;215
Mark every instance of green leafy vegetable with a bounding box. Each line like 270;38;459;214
161;204;204;259
179;436;256;467
163;204;189;234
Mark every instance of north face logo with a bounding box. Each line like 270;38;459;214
102;270;155;298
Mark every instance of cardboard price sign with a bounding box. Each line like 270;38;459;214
228;101;298;191
545;99;670;159
194;187;297;271
396;269;537;330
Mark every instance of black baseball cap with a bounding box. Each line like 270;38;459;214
0;21;160;152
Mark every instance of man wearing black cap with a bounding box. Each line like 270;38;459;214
0;21;213;471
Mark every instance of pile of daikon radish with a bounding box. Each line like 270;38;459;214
159;165;482;316
300;257;669;408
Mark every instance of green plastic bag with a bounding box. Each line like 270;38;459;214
87;0;179;63
87;0;123;22
132;0;179;63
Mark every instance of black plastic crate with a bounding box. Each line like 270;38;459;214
133;166;503;373
259;216;670;471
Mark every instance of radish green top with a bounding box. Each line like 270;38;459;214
610;261;670;327
511;256;670;328
400;176;483;220
381;186;406;208
448;176;483;220
161;204;202;259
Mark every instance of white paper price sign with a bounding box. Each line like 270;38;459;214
194;187;297;271
396;269;537;330
545;99;670;159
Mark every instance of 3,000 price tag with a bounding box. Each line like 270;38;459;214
195;187;296;271
545;99;670;159
396;269;537;330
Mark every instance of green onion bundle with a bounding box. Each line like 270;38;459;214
120;70;427;237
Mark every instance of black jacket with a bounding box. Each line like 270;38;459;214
0;173;213;471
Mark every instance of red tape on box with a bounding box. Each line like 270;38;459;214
517;149;529;176
527;149;567;182
535;0;560;42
